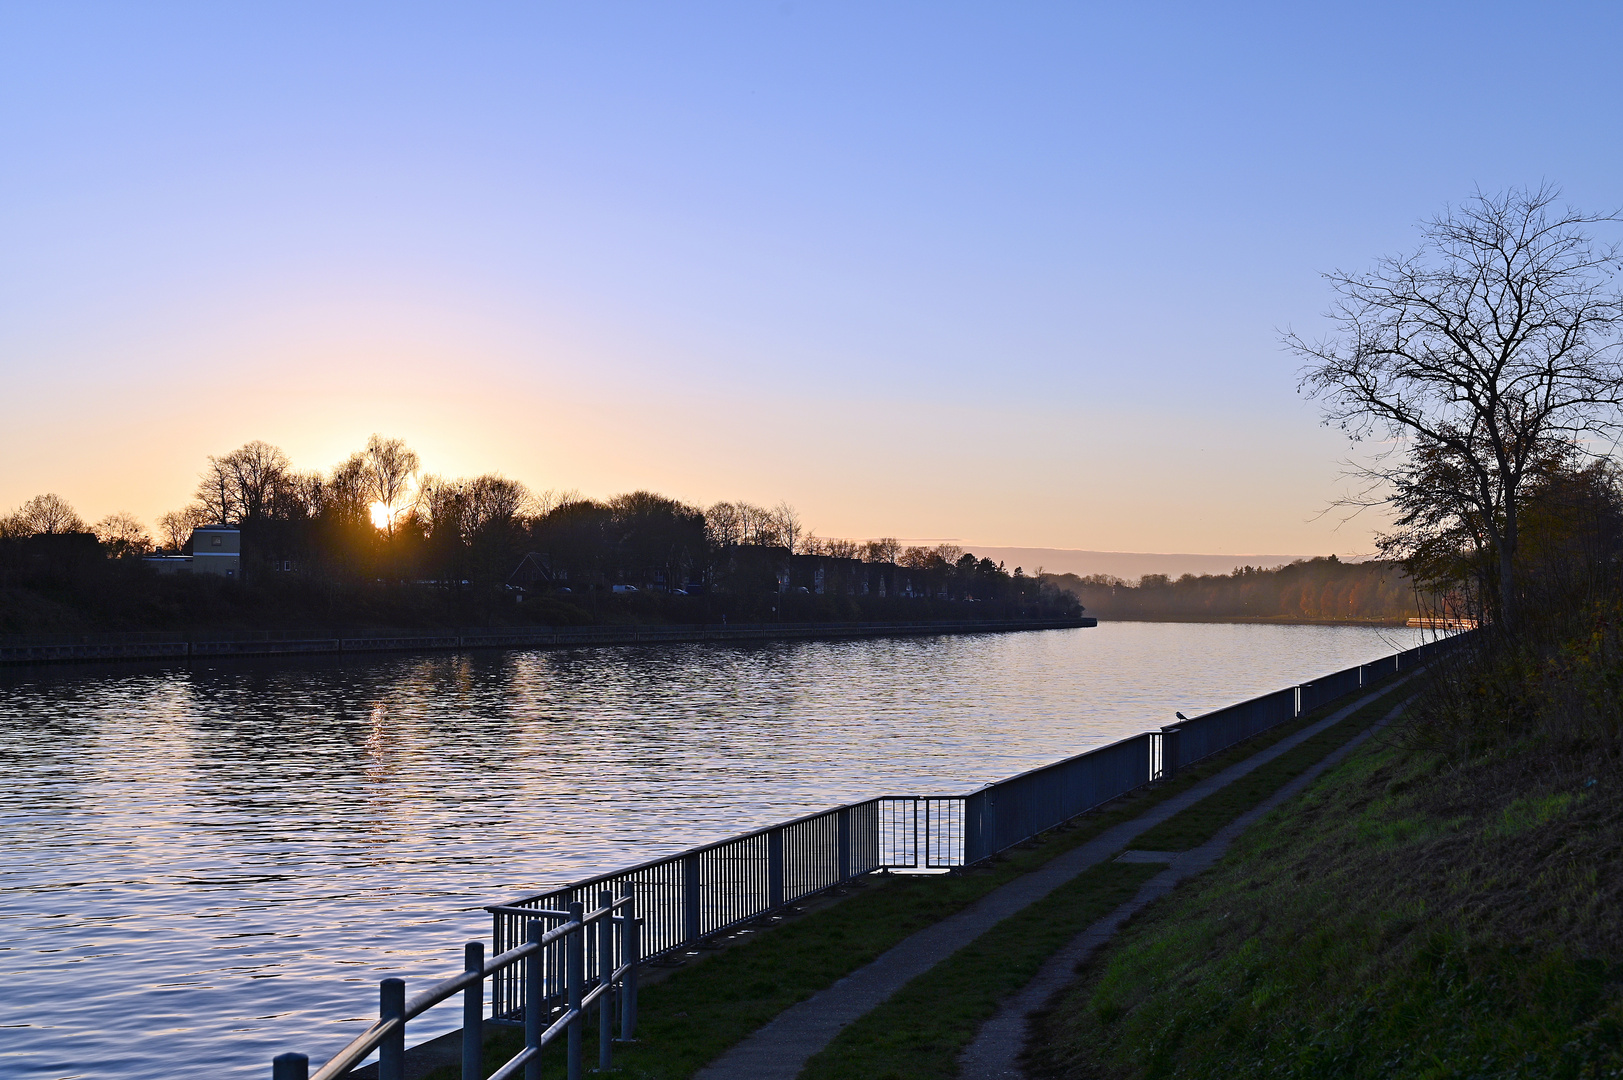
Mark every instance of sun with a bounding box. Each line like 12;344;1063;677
369;501;394;530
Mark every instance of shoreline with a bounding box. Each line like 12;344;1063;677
0;616;1094;667
1082;614;1413;627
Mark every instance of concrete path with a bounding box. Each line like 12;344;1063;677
956;696;1411;1079
694;682;1406;1080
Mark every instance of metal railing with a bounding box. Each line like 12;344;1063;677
1157;634;1462;777
274;629;1471;1077
272;891;639;1080
964;733;1153;862
489;798;897;1017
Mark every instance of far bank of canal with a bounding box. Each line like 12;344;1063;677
0;616;1088;666
0;621;1430;1079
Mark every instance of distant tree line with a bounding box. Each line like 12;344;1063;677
1044;557;1421;623
0;436;1077;631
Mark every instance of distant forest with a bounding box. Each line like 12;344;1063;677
0;436;1077;634
1043;556;1419;624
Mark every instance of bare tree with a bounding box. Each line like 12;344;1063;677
705;501;745;548
465;475;533;533
272;471;327;521
704;500;800;548
7;493;86;535
195;440;291;524
861;537;901;564
326;454;373;525
531;488;582;519
421;474;534;543
93;512;152;557
769;501;803;553
1288;185;1623;627
821;537;861;559
157;506;207;550
360;435;419;535
737;502;776;546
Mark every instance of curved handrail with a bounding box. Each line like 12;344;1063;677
303;896;633;1080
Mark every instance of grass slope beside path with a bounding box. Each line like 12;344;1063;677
793;686;1409;1080
422;678;1401;1080
1026;701;1623;1078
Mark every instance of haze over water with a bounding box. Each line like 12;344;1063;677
0;623;1427;1079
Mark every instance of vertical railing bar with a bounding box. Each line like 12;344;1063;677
567;901;583;1080
273;1052;309;1080
598;891;613;1072
462;942;483;1080
379;978;405;1080
621;884;639;1042
524;920;542;1080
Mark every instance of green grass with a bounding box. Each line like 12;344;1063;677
1130;688;1403;852
781;679;1411;1079
1025;697;1623;1078
799;861;1161;1080
422;680;1400;1079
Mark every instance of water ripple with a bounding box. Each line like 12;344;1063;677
0;622;1423;1078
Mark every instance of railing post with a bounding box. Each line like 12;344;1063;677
272;1052;308;1080
767;828;784;908
462;941;483;1080
619;885;639;1041
524;920;542;1080
907;798;918;869
837;806;851;881
1161;727;1180;781
379;978;405;1080
490;910;503;1017
682;853;701;944
963;790;987;864
598;891;614;1072
567;901;584;1080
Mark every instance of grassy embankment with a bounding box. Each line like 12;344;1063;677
1026;634;1623;1079
795;684;1408;1080
422;678;1403;1080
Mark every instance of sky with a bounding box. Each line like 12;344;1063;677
2;2;1620;556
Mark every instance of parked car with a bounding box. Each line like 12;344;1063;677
611;584;638;593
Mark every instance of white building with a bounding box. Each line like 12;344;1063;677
143;526;241;579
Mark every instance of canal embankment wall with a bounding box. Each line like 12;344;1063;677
0;616;1094;666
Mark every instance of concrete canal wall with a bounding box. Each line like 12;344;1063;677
0;617;1095;666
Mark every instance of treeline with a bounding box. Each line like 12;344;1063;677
0;436;1077;632
1044;556;1419;623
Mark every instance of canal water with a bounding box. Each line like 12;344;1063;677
0;621;1427;1079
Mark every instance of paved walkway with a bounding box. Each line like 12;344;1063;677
694;682;1407;1080
956;695;1412;1079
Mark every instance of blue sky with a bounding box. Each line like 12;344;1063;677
2;2;1619;554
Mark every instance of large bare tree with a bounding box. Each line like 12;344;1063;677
93;512;152;557
5;493;86;536
421;473;534;544
1288;186;1623;627
156;506;208;550
195;440;291;525
359;434;419;536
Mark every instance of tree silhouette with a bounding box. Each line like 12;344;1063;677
1289;186;1623;627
